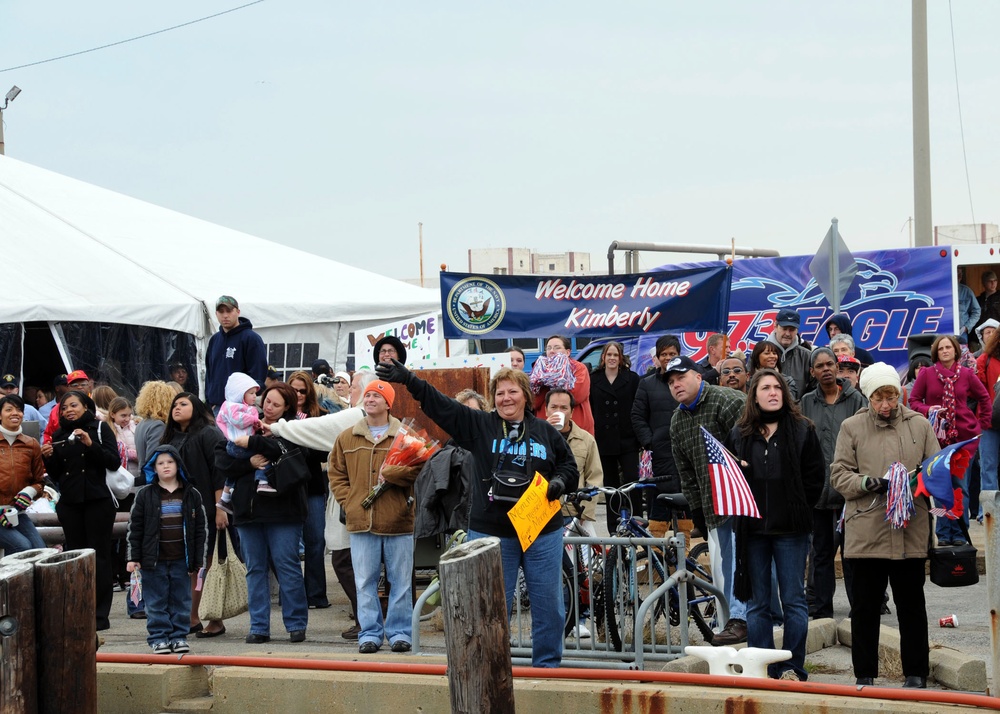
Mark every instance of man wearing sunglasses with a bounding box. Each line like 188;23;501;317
717;357;748;393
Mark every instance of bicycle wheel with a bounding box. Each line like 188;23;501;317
603;546;636;651
561;555;577;636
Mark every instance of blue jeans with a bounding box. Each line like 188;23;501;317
226;442;268;483
142;559;192;647
304;494;329;606
745;533;810;680
237;522;308;636
351;531;414;646
707;517;747;622
0;515;46;555
978;429;999;519
469;528;565;668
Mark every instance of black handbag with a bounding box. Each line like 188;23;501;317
269;439;310;495
489;421;533;503
929;519;979;587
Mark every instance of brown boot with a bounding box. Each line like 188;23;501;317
674;518;695;553
647;520;670;582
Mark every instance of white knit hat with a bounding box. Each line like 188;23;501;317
858;362;901;400
224;371;260;404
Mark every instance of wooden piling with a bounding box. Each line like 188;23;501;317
0;562;36;714
438;537;515;714
35;549;97;714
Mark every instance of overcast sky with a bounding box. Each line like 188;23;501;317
4;2;999;280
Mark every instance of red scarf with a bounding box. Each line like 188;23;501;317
936;363;961;445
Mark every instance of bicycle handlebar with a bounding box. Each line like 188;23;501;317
566;477;672;502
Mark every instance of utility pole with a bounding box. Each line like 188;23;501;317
418;222;424;288
0;86;23;156
912;0;933;246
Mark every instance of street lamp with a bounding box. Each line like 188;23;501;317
0;85;22;156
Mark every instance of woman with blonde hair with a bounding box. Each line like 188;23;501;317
134;381;177;469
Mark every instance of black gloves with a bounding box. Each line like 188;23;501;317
863;476;890;494
374;358;411;386
546;479;565;502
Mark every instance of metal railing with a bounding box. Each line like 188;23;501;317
412;532;728;670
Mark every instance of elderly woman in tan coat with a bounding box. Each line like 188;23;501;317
831;362;939;690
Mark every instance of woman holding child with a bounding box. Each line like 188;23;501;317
215;382;309;644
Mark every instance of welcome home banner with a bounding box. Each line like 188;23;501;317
440;266;732;339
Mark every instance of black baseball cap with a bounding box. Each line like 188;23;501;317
312;359;332;375
663;356;702;377
0;374;17;388
776;308;801;328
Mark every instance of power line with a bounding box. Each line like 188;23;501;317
948;0;976;225
0;1;266;74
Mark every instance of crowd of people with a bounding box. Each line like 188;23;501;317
0;294;986;685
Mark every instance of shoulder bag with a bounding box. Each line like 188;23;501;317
98;424;133;502
199;529;249;621
270;438;311;495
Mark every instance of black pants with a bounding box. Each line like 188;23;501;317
600;450;641;531
808;508;839;618
331;547;358;618
849;558;929;679
56;497;117;630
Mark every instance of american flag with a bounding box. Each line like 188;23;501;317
700;426;761;519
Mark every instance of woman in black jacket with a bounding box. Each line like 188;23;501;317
214;382;309;644
40;390;122;631
161;392;228;637
376;361;578;668
589;341;641;532
727;368;824;681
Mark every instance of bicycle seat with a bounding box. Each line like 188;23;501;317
656;492;690;511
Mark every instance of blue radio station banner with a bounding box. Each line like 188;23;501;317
440;266;732;339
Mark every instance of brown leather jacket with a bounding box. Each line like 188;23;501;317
0;434;46;504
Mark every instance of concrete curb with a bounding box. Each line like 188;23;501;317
837;619;987;692
660;617;839;674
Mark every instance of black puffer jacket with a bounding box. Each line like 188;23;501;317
630;371;680;490
126;444;207;570
44;412;121;504
213;435;307;526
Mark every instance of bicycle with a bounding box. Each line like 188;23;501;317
571;481;717;652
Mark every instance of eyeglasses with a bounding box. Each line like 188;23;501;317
379;348;397;356
720;367;745;375
870;395;899;407
293;388;308;395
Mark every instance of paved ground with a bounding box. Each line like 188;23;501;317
97;505;995;691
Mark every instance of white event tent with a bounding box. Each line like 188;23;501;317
0;155;440;392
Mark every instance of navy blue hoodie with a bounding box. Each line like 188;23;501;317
205;316;267;406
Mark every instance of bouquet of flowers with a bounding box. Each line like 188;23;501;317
362;418;441;508
529;352;577;394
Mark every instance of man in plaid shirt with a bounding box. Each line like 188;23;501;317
666;355;749;646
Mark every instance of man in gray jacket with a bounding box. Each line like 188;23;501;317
799;347;866;619
764;308;813;399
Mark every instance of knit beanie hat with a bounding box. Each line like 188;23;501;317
224;372;260;404
858;362;901;400
364;380;396;409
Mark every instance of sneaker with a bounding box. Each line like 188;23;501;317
390;640;412;653
779;670;800;681
570;622;592;639
216;500;233;515
341;624;362;640
712;618;748;646
151;642;172;655
257;482;278;495
358;641;380;654
172;640;190;654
